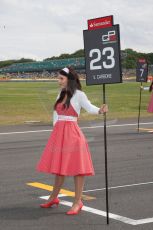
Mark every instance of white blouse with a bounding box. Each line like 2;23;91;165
52;89;101;126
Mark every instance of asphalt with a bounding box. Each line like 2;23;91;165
0;117;153;230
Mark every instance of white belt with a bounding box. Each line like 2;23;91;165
57;115;78;121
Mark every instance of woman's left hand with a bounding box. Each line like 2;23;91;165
98;104;108;114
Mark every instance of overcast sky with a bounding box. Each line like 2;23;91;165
0;0;153;61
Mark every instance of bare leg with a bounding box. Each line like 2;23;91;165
48;175;65;201
68;175;85;211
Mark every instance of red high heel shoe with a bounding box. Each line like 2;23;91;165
66;200;83;215
40;197;60;208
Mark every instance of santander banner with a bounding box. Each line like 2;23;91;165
88;15;113;30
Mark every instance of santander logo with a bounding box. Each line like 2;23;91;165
88;16;113;30
89;20;111;28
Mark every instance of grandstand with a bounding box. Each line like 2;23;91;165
0;57;85;74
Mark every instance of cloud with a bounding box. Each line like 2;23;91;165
0;0;153;61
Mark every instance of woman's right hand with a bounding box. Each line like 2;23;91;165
98;104;108;114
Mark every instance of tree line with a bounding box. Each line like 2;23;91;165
0;49;153;69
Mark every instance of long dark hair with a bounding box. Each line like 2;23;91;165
53;66;82;110
149;81;153;92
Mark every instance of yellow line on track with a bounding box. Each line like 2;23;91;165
27;182;96;200
138;128;153;132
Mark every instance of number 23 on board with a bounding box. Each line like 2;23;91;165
89;47;115;70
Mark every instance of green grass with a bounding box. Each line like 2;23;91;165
0;81;152;125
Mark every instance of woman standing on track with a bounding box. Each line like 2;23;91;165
36;66;108;215
147;80;153;113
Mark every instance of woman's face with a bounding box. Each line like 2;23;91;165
58;74;68;89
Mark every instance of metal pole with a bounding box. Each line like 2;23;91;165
103;84;109;224
138;82;143;132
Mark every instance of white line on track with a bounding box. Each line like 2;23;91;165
82;181;153;193
1;121;153;135
39;196;153;225
39;196;135;225
39;181;153;226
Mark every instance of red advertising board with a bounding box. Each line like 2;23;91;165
138;58;146;63
88;15;113;30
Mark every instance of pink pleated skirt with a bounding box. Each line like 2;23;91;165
147;93;153;113
36;102;95;176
